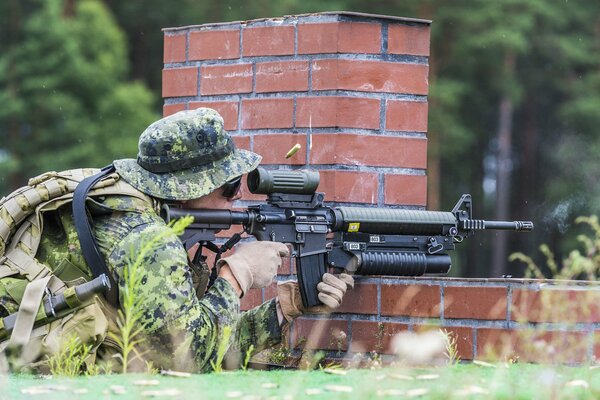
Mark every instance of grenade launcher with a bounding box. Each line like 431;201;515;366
162;168;533;308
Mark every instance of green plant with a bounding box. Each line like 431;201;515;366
308;350;325;370
241;344;254;371
109;216;193;373
210;325;233;373
510;215;600;280
441;329;461;365
46;335;95;376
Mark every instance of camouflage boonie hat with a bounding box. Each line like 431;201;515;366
114;108;261;201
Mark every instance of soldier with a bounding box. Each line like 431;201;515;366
35;107;353;372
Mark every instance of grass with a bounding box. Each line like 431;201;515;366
3;363;600;399
46;336;96;377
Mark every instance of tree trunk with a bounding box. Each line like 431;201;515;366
491;52;516;278
6;0;23;189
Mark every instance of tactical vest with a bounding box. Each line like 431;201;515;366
0;168;155;371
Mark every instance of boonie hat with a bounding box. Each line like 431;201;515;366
114;108;261;201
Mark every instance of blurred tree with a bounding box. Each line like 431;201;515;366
0;0;157;193
103;0;346;94
429;0;600;277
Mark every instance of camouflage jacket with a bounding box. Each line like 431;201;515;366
36;193;282;372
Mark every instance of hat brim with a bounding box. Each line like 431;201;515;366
114;149;261;201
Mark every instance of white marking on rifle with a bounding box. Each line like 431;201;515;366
348;243;360;250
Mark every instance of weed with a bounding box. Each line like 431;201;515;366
503;215;600;364
375;323;385;354
46;335;95;376
510;215;600;280
241;344;254;371
441;329;461;365
308;351;325;370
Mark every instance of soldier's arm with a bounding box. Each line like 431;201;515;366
106;217;240;372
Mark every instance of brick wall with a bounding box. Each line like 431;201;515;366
162;12;430;207
288;276;600;364
162;12;599;365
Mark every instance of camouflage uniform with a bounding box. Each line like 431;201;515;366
37;108;282;372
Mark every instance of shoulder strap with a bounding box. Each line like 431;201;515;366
72;164;119;307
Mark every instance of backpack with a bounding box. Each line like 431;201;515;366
0;167;153;371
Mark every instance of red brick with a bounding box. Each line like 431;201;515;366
350;321;408;354
162;67;197;97
384;174;427;206
243;26;294;57
279;253;292;275
477;328;588;363
336;283;378;315
476;328;517;361
253;134;307;165
380;283;441;317
523;330;588;363
293;318;349;351
164;34;186;63
231;135;250;151
443;327;474;360
241;98;294;130
386;100;429;132
189;101;239;131
163;103;186;117
264;282;278;301
388;24;430;56
594;332;600;361
512;289;600;323
200;64;252;95
312;60;428;95
310;134;427;169
318;170;378;204
241;288;263;311
298;22;381;54
189;30;240;60
296;97;380;130
256;61;309;93
444;286;507;320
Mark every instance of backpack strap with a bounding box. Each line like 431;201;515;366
73;165;119;307
6;276;52;351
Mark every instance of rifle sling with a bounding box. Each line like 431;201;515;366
72;164;119;307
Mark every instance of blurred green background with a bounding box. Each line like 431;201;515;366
1;0;599;278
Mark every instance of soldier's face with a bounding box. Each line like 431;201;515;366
181;185;239;210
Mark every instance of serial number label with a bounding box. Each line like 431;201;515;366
370;235;381;243
347;243;361;251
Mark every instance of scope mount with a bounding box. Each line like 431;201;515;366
267;192;325;209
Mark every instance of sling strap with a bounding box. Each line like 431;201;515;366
72;164;119;307
7;276;52;351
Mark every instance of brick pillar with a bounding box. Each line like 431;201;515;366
163;12;432;361
163;12;430;207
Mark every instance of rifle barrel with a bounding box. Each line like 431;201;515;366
462;220;534;231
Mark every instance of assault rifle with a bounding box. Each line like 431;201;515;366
162;168;533;308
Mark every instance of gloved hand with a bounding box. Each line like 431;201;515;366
216;241;289;296
277;273;354;323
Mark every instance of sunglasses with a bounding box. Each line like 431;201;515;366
222;176;242;199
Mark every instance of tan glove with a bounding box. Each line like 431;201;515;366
216;241;289;296
277;273;354;323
